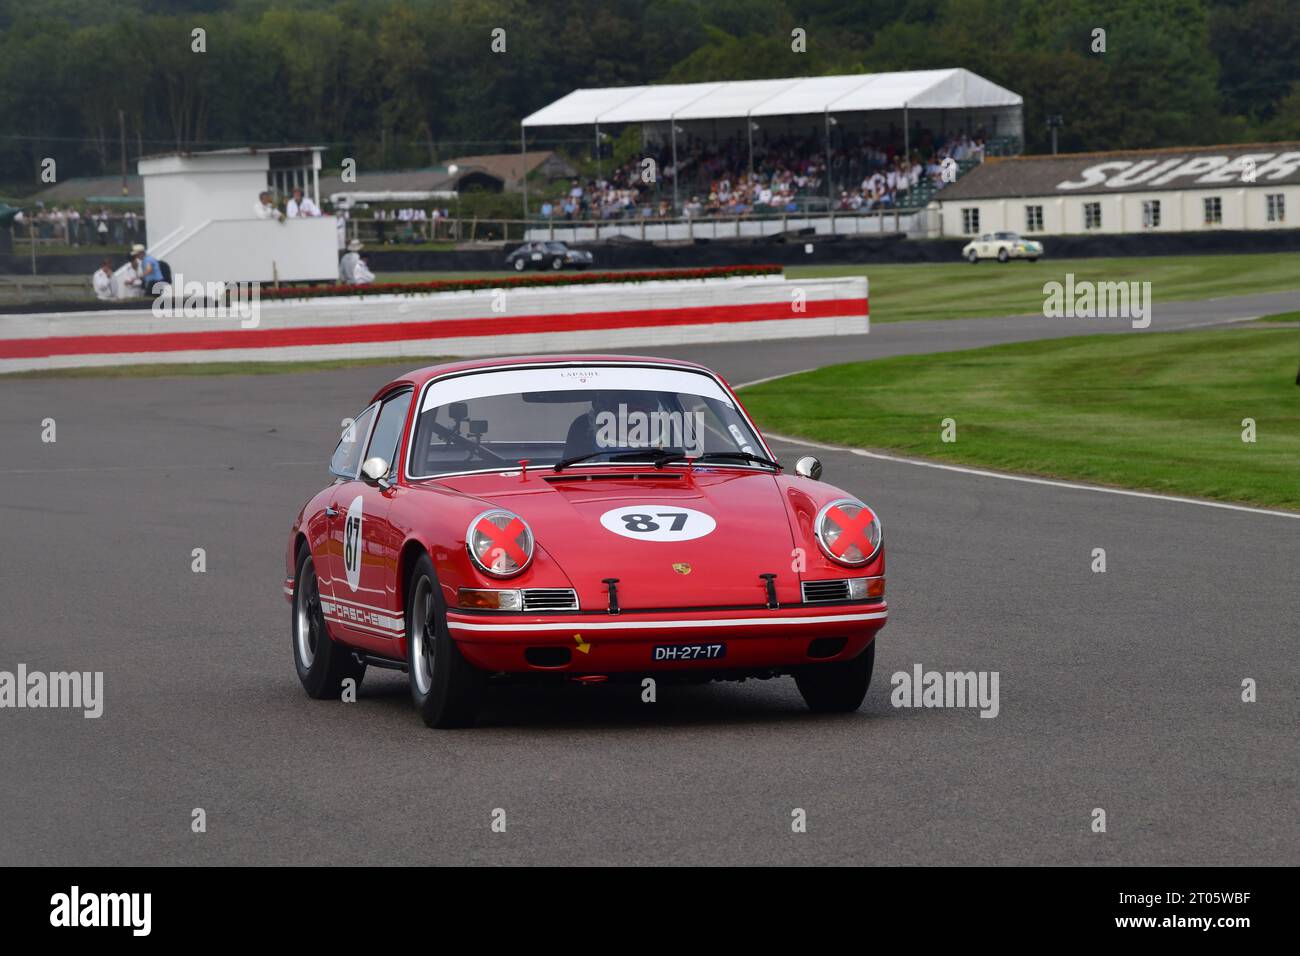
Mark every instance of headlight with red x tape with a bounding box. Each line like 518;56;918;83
813;498;882;567
467;509;535;577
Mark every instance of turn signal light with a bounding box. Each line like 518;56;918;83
458;588;523;610
848;576;885;600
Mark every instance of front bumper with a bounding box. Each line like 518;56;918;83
446;602;887;673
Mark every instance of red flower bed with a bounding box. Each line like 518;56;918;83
260;265;783;301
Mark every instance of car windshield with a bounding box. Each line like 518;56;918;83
994;232;1020;241
544;242;568;252
408;365;766;478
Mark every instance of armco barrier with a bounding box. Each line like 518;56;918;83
0;275;867;373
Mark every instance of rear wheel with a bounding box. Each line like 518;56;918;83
512;258;526;271
997;248;1009;262
406;554;486;728
795;641;874;713
292;546;365;699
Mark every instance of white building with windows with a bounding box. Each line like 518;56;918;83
935;143;1299;237
135;145;337;285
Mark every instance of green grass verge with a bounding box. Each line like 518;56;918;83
784;252;1300;324
384;253;1300;324
739;327;1300;510
1257;310;1300;322
7;356;456;379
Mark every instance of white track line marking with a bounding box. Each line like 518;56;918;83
762;432;1300;521
1165;314;1265;330
731;367;820;389
729;315;1271;393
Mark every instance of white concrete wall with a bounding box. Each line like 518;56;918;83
0;275;868;373
163;217;339;284
527;212;922;242
940;185;1299;236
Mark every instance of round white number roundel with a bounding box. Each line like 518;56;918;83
599;505;716;542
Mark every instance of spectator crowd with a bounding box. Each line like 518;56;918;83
13;206;144;246
536;127;987;221
16;131;994;302
77;184;345;299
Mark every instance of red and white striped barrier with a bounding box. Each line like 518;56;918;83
0;275;867;373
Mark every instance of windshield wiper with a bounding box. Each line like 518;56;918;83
657;451;782;470
552;448;688;473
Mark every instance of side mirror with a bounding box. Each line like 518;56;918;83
794;456;822;480
360;456;391;489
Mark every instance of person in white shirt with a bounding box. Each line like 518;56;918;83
118;254;144;296
339;239;375;285
254;191;284;221
91;259;117;300
286;187;320;218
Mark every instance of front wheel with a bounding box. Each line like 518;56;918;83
292;547;365;699
967;250;979;263
551;257;564;270
795;641;874;713
406;554;486;728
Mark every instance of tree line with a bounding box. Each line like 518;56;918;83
0;0;1296;195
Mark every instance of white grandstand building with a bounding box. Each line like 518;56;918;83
934;143;1300;237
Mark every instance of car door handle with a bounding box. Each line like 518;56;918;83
325;506;339;517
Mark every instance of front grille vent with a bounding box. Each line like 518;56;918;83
801;579;851;603
521;588;580;611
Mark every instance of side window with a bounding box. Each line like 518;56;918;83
364;389;413;477
330;404;376;478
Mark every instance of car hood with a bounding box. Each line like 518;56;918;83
443;468;800;610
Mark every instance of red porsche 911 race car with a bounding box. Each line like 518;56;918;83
285;355;887;728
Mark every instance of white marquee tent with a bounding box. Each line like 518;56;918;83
519;68;1022;210
522;69;1021;127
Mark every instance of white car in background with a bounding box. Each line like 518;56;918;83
963;232;1043;263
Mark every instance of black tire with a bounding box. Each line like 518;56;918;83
292;545;365;699
795;640;874;713
551;257;564;270
967;250;979;263
406;553;486;728
512;258;525;271
997;248;1009;262
1026;257;1039;263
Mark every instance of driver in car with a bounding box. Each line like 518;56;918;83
563;390;671;461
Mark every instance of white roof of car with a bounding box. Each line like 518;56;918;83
420;364;736;412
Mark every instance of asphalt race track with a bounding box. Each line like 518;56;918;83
1;294;1296;865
